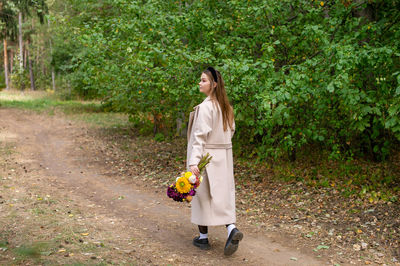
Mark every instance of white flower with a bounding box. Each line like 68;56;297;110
188;175;197;184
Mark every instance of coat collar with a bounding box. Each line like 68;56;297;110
193;95;211;109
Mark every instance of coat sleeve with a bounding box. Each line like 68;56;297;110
188;104;213;167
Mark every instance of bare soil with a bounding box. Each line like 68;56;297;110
0;108;328;265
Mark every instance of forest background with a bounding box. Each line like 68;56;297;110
1;0;399;202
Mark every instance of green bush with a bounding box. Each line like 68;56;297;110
10;68;30;90
52;0;400;161
154;133;165;142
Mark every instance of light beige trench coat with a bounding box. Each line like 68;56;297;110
186;95;236;226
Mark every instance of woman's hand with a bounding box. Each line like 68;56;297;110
190;165;200;177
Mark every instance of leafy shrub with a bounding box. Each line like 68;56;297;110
154;133;165;142
53;0;400;161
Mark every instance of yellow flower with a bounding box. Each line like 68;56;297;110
320;1;324;6
176;177;192;194
184;171;192;179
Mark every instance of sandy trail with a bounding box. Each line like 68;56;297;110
0;108;325;265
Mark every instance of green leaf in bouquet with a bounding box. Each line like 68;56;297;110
198;153;212;173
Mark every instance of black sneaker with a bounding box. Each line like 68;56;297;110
224;228;243;256
192;236;211;250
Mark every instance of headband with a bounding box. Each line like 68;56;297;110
207;67;218;82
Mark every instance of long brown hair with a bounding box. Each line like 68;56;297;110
203;68;234;131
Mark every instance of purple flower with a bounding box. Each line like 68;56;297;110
166;185;175;197
167;184;186;202
188;189;196;196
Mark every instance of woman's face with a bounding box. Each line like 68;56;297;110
198;73;215;96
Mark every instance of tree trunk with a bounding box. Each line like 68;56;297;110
18;12;23;69
27;40;35;91
51;69;55;90
48;20;56;91
18;12;25;91
176;111;186;137
67;79;71;98
288;148;297;162
3;38;9;90
9;49;14;75
24;43;27;68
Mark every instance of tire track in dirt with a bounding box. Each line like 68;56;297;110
0;108;325;265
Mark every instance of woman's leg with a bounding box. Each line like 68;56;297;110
198;225;208;239
193;225;211;250
198;225;208;234
224;223;243;256
225;223;236;237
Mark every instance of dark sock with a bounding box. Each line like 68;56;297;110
198;225;208;234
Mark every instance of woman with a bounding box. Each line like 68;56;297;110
186;66;243;256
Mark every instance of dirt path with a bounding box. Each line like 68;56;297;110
0;108;327;265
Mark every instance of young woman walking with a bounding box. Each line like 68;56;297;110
186;66;243;256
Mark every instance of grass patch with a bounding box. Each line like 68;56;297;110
13;241;51;259
69;112;129;128
0;90;129;128
0;240;9;251
0;96;102;113
0;142;15;157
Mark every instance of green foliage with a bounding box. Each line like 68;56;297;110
10;67;30;90
154;132;165;142
0;71;6;89
52;0;400;161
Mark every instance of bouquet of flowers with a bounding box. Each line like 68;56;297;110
167;153;212;203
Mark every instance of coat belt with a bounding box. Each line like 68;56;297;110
204;143;232;149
